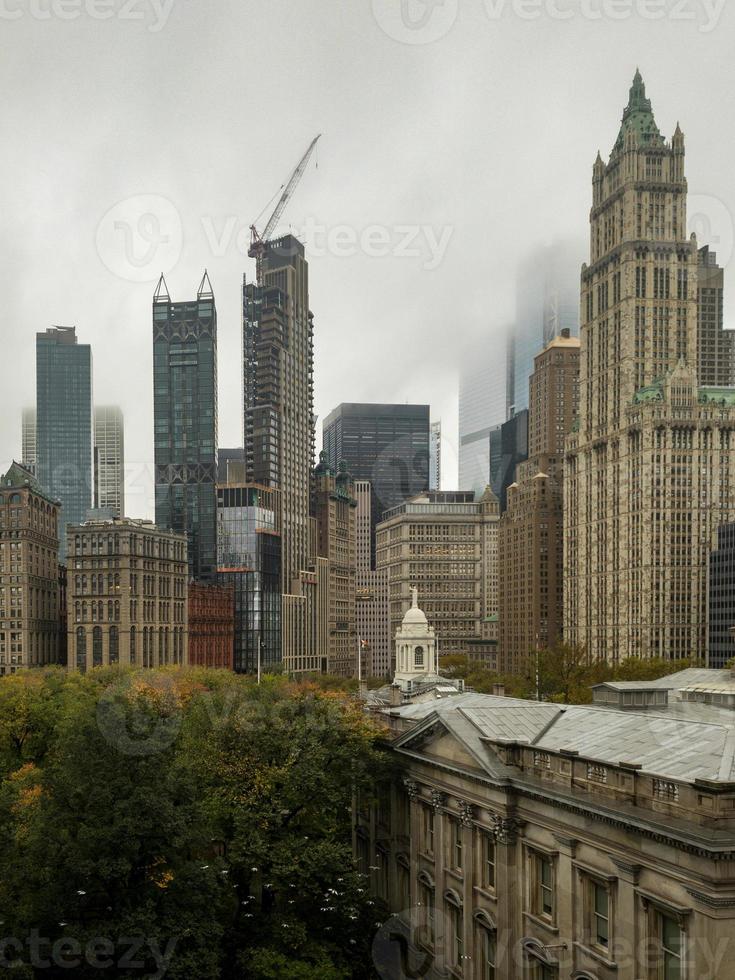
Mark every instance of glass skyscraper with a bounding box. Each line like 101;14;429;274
322;403;430;567
153;272;218;581
36;326;93;561
216;483;281;674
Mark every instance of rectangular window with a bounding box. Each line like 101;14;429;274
483;834;496;890
660;913;682;980
452;819;463;872
536;855;554;918
593;883;610;948
423;806;434;855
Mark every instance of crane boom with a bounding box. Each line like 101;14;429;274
249;134;321;285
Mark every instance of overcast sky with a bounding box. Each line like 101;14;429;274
2;0;735;518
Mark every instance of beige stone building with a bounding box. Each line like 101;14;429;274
355;480;391;678
66;517;188;671
500;333;580;673
0;462;61;674
565;72;735;662
359;668;735;979
376;490;500;664
312;456;358;676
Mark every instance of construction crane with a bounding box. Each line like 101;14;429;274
248;134;321;286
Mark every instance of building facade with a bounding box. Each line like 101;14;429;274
492;408;529;512
153;273;218;581
187;582;234;670
312;456;358;676
565;72;735;662
458;352;507;499
94;406;125;518
355;480;391;678
359;673;735;980
323;403;430;567
216;482;281;674
429;421;441;492
21;408;36;476
66;518;188;671
499;332;580;673
243;236;314;596
697;246;733;387
376;490;500;663
0;463;61;674
707;523;735;668
36;326;93;561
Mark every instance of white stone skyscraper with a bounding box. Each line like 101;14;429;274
565;72;735;663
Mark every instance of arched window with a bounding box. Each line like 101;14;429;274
414;645;424;668
76;627;86;673
444;890;463;971
130;626;136;665
92;626;103;667
474;910;497;980
109;627;119;665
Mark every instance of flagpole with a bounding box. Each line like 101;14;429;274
257;635;262;686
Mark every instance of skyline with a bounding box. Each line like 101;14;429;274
3;6;735;519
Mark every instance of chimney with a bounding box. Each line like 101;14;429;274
492;683;506;697
561;328;571;339
390;684;403;707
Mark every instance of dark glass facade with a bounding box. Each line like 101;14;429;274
36;327;93;561
322;403;430;567
708;523;735;668
153;274;218;581
490;409;529;512
216;484;281;673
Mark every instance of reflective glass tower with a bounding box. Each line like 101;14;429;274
153;273;218;581
36;326;93;561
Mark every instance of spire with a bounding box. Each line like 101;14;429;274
197;270;214;299
153;273;170;303
612;69;664;156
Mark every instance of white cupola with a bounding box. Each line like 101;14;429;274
393;587;437;690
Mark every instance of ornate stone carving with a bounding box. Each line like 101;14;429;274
430;789;446;811
457;800;475;828
492;814;522;845
403;778;419;801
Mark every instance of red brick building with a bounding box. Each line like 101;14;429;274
187;582;234;670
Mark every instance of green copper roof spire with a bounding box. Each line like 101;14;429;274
613;69;664;155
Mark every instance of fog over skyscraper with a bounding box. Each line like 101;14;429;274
94;406;125;518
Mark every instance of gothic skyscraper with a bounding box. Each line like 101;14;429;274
565;72;735;662
153;272;218;581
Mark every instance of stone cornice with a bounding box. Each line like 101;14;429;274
393;746;735;861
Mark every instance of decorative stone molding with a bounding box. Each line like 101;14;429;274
430;789;447;811
611;858;642;883
492;814;522;845
457;800;475;828
552;833;578;854
403;778;419;800
686;888;735;910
